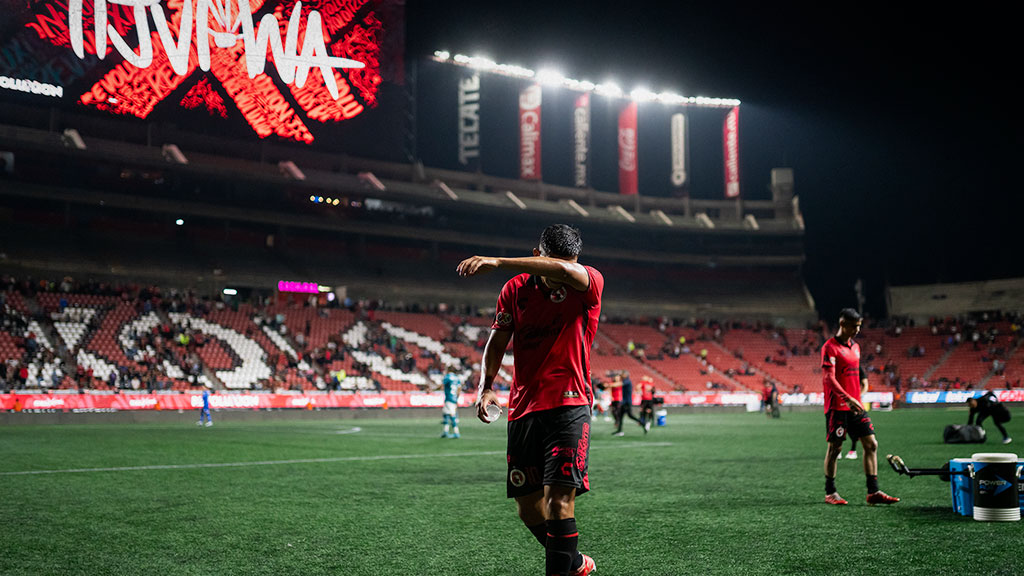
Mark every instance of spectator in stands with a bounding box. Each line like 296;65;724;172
967;392;1012;444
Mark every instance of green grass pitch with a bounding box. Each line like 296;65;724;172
1;408;1020;575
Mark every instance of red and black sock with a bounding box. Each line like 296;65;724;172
867;474;879;494
527;523;547;546
545;518;579;576
529;522;583;571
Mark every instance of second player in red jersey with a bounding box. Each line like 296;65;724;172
820;308;899;508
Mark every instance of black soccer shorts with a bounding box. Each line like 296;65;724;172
825;410;875;444
506;405;591;498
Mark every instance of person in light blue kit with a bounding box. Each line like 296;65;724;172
441;367;461;438
197;388;213;427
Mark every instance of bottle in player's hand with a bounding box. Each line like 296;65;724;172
484;403;501;423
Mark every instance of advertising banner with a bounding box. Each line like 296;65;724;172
723;106;740;198
617;100;638;195
456;69;481;170
670;112;687;191
572;92;590;188
518;83;541;180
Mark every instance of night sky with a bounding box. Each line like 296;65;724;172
406;1;1019;319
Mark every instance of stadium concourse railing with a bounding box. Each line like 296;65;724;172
0;122;804;232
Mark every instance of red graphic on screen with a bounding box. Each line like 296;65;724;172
23;0;383;143
180;77;228;118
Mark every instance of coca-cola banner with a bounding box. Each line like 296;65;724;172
518;83;541;180
670;112;688;192
617;100;638;195
573;92;590;188
723;106;740;198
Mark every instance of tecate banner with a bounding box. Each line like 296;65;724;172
518;83;541;180
572;92;590;188
457;70;481;169
617;100;638;195
723;106;740;198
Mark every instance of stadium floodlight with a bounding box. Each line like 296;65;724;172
437;49;740;107
536;68;566;86
594;82;622;97
175;218;184;226
278;160;305;180
222;288;238;296
630;87;657;102
657;91;685;105
466;55;498;71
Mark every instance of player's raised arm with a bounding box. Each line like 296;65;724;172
476;328;512;423
457;255;590;292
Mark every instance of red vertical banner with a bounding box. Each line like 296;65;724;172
519;83;542;180
618;100;639;195
573;92;591;188
723;106;740;198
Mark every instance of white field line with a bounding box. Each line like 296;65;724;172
0;442;672;476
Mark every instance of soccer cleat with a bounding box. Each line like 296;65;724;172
440;432;450;438
1002;437;1013;444
644;420;651;433
196;421;203;426
573;553;596;576
825;493;848;505
450;433;460;439
205;421;213;427
866;491;900;505
845;450;858;459
612;431;625;437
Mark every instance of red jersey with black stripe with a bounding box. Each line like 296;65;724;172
491;266;603;420
820;336;861;413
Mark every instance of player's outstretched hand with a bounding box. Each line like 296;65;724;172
476;389;500;423
457;256;499;277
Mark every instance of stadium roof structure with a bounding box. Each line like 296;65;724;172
431;51;741;108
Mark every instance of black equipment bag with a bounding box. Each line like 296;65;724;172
943;424;987;444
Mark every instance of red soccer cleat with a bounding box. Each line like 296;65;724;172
825;493;848;505
866;491;900;505
573;553;596;575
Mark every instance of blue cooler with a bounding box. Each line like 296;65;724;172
949;458;974;516
949;457;1024;517
655;409;667;427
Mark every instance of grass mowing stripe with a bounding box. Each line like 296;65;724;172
0;441;672;476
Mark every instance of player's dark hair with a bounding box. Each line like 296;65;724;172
539;224;583;259
839;308;862;323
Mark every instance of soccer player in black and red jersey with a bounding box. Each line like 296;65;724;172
820;308;899;506
458;224;601;576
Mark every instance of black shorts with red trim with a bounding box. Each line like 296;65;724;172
506;405;591;498
825;410;875;443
